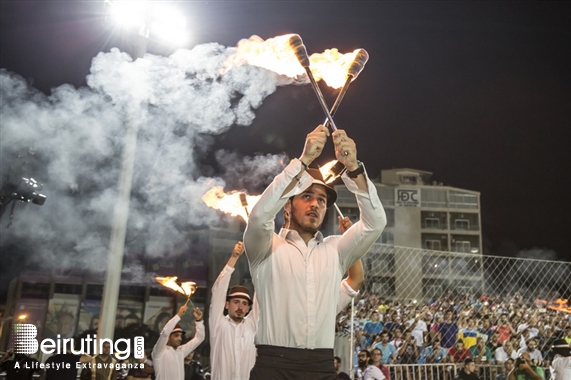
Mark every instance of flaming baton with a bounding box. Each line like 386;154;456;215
155;276;197;308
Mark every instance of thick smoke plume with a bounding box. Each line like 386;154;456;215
0;40;296;271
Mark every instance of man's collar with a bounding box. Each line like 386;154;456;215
279;227;324;242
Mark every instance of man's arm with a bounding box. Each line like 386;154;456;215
209;242;244;331
181;308;206;357
152;304;187;359
332;130;386;270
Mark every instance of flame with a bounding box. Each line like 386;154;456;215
310;49;359;89
231;35;362;89
155;276;196;297
202;186;261;222
534;298;571;314
319;159;346;184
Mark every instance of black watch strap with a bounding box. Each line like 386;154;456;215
347;161;364;178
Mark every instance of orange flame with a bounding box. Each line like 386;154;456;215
319;160;344;184
202;186;261;222
155;276;196;297
231;35;361;89
534;298;571;314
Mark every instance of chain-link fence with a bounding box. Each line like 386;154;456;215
362;244;571;304
334;244;571;378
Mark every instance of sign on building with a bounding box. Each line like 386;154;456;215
396;188;421;207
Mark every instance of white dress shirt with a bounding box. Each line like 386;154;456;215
209;265;258;380
244;158;386;349
358;364;385;380
152;315;205;380
550;355;571;380
494;346;518;363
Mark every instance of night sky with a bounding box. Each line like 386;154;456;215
1;0;570;293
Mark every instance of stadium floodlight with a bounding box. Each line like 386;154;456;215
105;0;188;47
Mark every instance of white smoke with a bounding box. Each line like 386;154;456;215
0;40;297;271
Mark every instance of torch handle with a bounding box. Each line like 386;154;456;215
323;75;352;129
333;203;345;219
304;67;338;131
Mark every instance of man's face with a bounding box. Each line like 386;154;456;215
433;340;441;349
168;332;183;348
395;329;403;338
287;185;328;233
333;358;341;371
381;333;389;343
372;350;382;363
357;352;369;367
225;297;250;322
527;340;536;351
505;360;514;372
466;362;476;373
456;342;464;350
102;342;111;355
445;311;453;321
504;341;513;352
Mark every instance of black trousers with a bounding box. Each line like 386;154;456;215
249;345;337;380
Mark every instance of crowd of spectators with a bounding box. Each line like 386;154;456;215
336;291;571;378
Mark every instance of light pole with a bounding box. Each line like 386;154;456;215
98;0;187;340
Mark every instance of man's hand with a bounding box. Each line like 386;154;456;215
193;307;203;322
338;216;353;234
299;125;329;166
231;241;245;258
177;303;189;317
332;130;358;170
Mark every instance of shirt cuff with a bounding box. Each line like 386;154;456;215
341;278;359;297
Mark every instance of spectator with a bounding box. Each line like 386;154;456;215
459;318;481;350
449;340;471;364
469;337;492;365
362;311;383;347
370;348;391;380
334;356;351;380
81;341;117;380
0;351;43;380
389;327;405;352
356;350;385;380
496;358;515;380
496;339;519;365
456;358;480;380
517;338;543;367
423;338;448;364
487;332;501;353
372;331;397;364
397;330;419;365
495;313;516;345
439;310;459;349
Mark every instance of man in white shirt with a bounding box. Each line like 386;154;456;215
495;340;518;365
549;339;571;380
357;350;385;380
152;304;205;380
244;125;386;379
517;338;543;367
209;241;258;380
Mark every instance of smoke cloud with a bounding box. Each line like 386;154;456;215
0;39;296;271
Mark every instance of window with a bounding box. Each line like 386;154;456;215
425;240;441;250
455;241;471;253
400;175;418;184
425;218;440;229
381;231;394;245
455;219;470;230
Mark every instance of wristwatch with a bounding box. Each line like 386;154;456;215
346;161;364;178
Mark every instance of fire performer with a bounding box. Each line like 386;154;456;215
152;303;205;380
549;339;571;380
244;125;386;379
209;241;258;380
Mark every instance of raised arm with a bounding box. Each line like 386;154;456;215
181;308;205;357
332;130;386;270
209;242;244;331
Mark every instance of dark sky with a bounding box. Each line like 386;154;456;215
1;0;570;264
